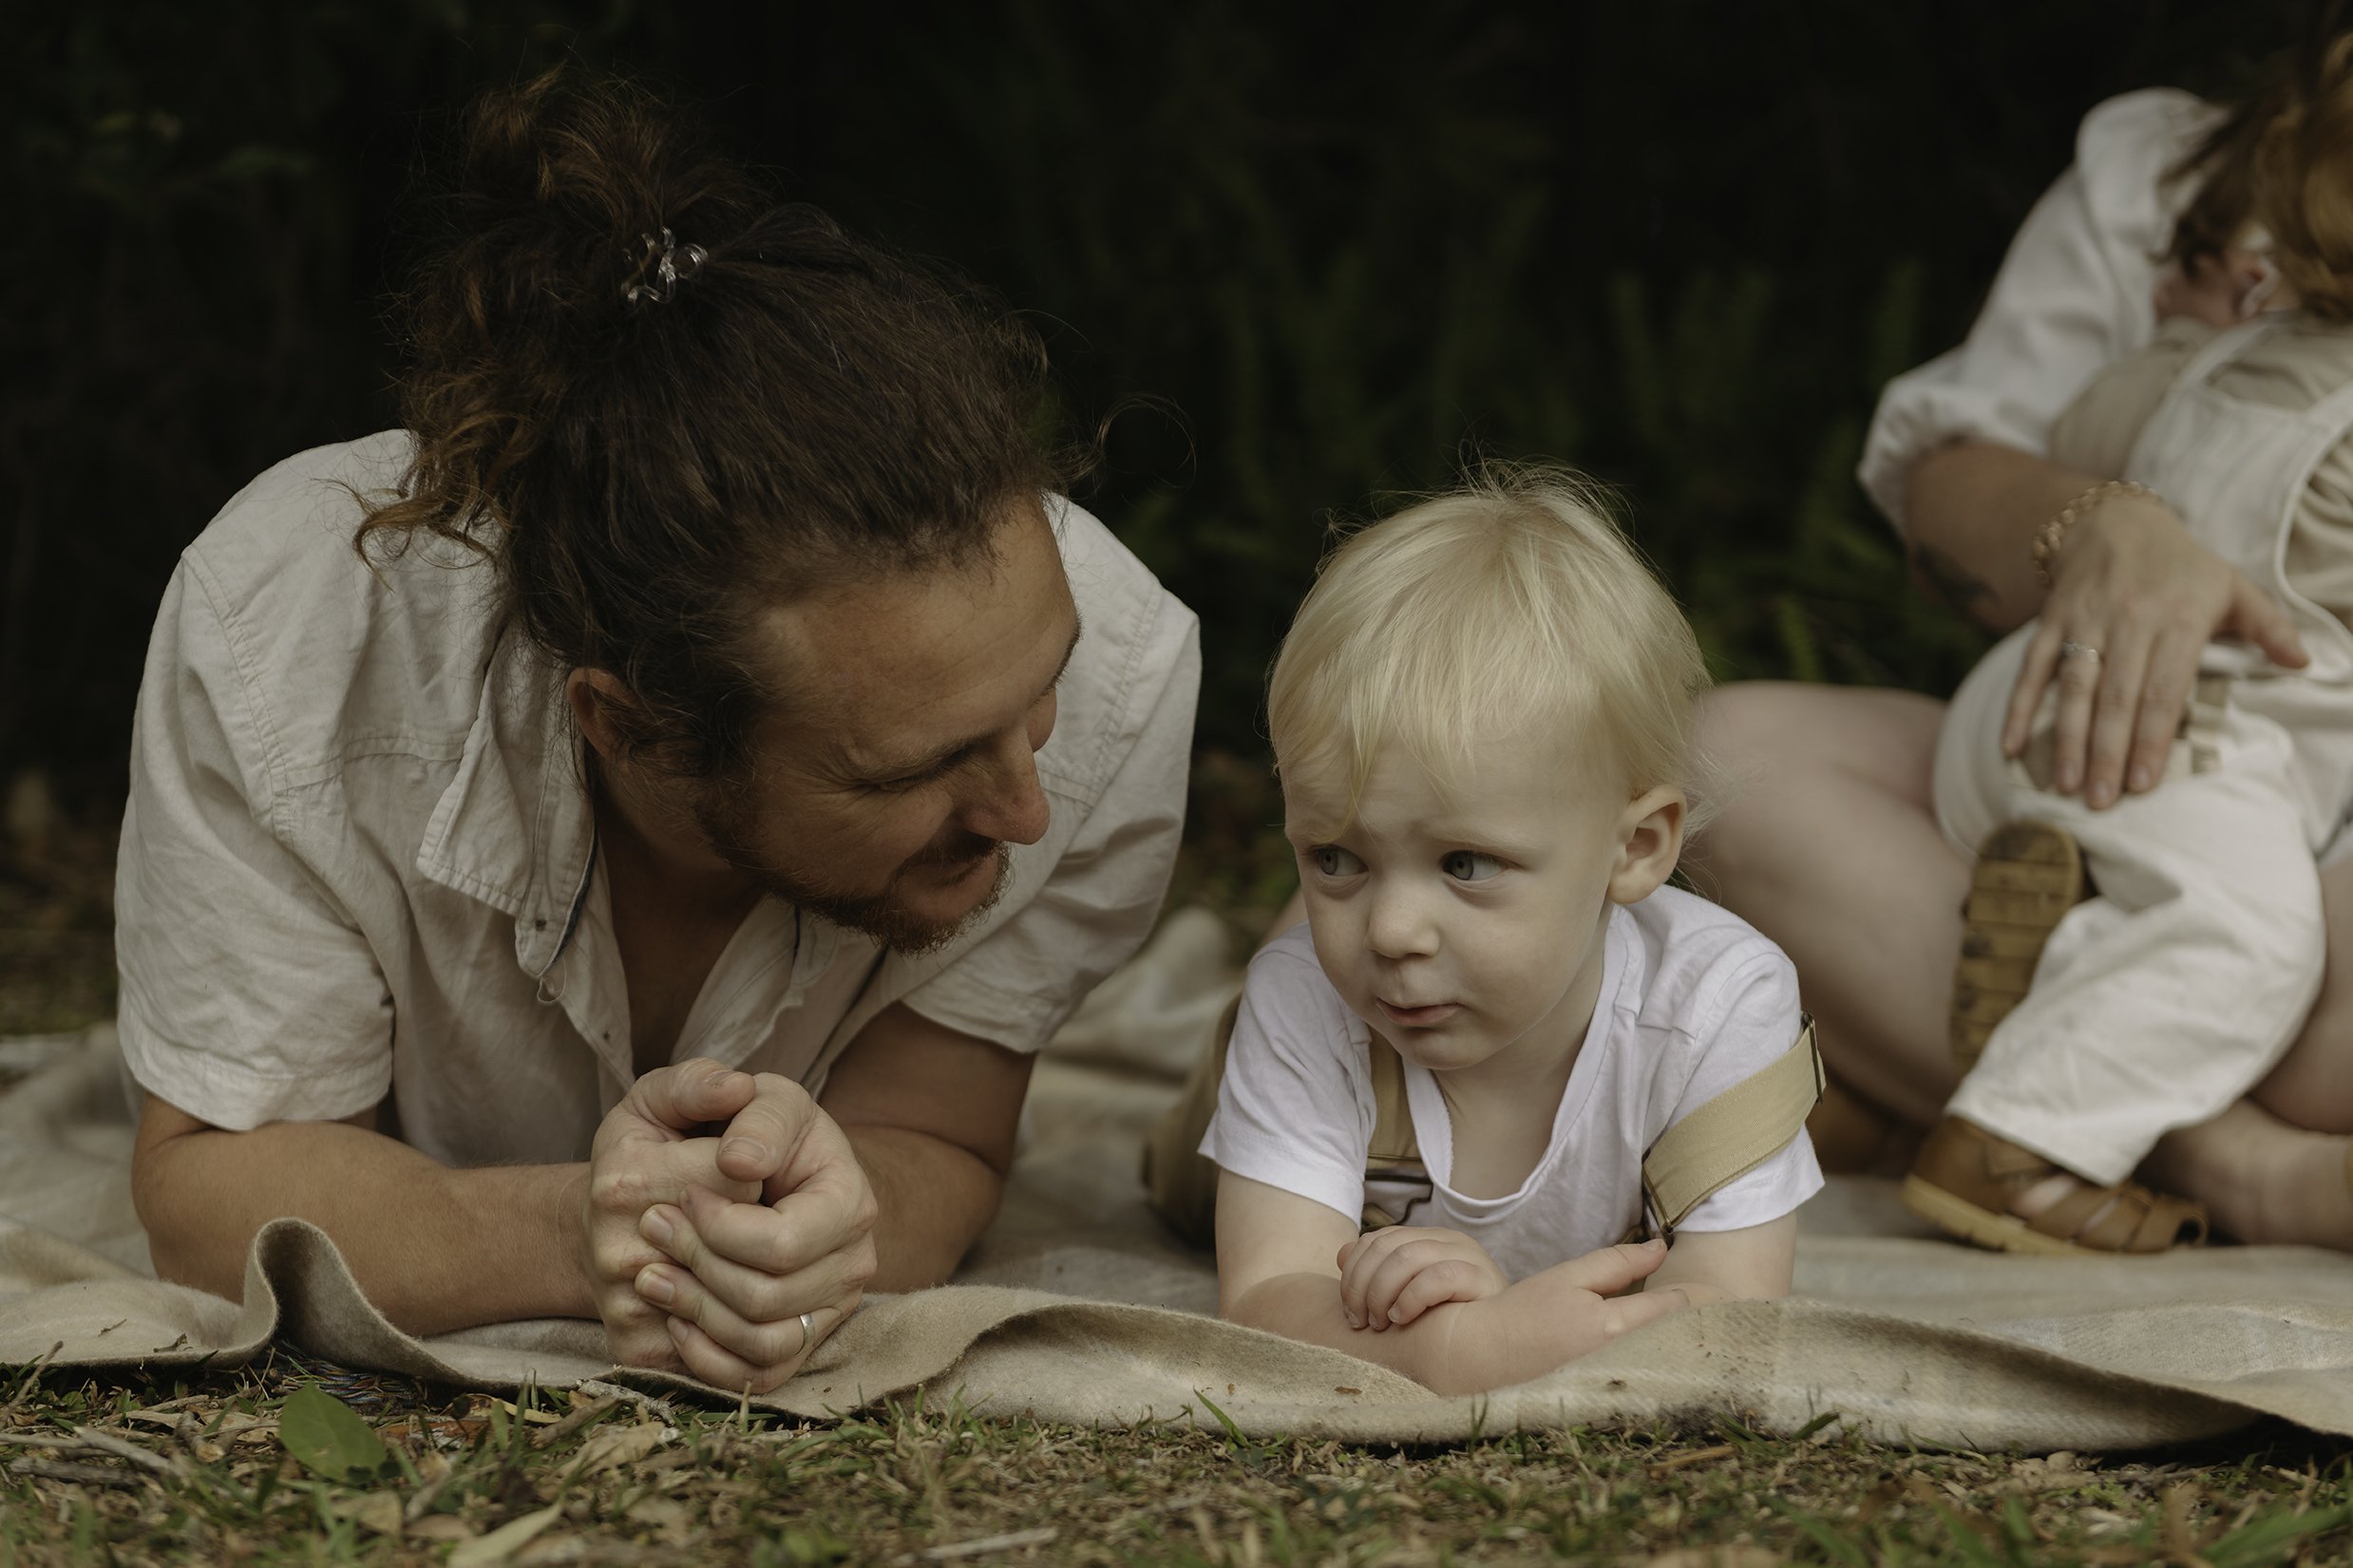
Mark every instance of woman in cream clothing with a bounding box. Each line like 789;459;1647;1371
1692;65;2353;1253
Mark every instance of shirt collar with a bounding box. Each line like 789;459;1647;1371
413;626;598;980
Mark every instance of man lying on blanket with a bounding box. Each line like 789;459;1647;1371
113;72;1196;1394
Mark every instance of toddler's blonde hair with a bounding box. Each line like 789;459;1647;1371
1266;465;1710;817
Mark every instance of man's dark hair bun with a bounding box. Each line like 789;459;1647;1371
363;67;1062;781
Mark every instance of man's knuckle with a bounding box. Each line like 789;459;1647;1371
588;1169;644;1213
751;1072;810;1110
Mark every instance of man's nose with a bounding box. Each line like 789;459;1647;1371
958;730;1053;846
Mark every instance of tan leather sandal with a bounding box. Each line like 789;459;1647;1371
1951;821;2088;1072
1902;1116;2209;1256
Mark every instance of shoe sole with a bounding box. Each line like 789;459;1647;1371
1899;1173;2095;1257
1950;822;2086;1073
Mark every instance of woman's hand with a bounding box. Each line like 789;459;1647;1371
1335;1226;1509;1330
2002;493;2307;808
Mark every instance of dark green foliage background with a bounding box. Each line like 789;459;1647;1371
0;1;2317;785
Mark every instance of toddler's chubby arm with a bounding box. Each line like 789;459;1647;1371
1645;1213;1798;1306
1215;1173;1696;1396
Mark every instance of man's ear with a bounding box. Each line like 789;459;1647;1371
564;668;637;763
1607;784;1686;906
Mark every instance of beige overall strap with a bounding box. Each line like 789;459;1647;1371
1641;1015;1824;1237
1357;1032;1426;1230
1365;1030;1419;1165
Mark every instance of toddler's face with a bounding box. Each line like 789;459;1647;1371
1281;730;1659;1086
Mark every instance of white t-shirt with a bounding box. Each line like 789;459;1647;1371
113;432;1200;1164
1200;887;1824;1282
1858;88;2219;532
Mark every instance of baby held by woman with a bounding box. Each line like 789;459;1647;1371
1193;471;1824;1393
1906;39;2353;1256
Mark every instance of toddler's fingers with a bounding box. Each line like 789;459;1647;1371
1337;1230;1404;1329
1386;1261;1485;1327
1551;1237;1668;1300
1600;1285;1692;1342
1362;1242;1452;1330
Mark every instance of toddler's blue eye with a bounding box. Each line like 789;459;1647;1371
1443;851;1503;882
1311;845;1365;878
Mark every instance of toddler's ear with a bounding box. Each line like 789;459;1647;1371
1608;785;1686;905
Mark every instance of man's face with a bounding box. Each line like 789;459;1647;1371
693;502;1081;954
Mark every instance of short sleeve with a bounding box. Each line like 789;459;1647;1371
1858;89;2215;531
1198;941;1374;1225
899;581;1200;1054
1663;952;1825;1235
114;559;393;1131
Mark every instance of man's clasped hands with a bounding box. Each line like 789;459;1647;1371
576;1059;880;1394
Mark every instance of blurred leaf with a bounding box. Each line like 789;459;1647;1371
278;1383;392;1483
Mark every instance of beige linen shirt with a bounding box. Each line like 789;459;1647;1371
114;432;1200;1168
2048;313;2353;626
1860;87;2220;531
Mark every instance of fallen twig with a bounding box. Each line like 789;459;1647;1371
73;1425;184;1478
4;1457;149;1488
911;1525;1060;1561
575;1380;678;1423
1649;1444;1737;1476
531;1396;620;1450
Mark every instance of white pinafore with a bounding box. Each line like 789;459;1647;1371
1933;316;2353;1185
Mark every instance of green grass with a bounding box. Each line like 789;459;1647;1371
2;1358;2347;1565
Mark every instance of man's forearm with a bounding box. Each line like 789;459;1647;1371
134;1118;592;1335
841;1124;1004;1291
1903;441;2105;632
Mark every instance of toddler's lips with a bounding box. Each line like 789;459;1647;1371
1377;998;1459;1029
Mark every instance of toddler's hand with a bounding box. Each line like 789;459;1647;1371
1335;1227;1508;1330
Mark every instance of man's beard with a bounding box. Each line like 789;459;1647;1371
690;785;1014;956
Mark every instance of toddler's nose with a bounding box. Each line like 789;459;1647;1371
1365;885;1439;959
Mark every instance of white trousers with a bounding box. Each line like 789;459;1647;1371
1933;629;2328;1185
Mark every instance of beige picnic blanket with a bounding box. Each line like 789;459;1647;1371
3;911;2350;1451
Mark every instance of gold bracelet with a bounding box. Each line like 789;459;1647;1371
2031;479;2159;587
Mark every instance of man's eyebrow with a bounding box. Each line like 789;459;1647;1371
863;612;1083;781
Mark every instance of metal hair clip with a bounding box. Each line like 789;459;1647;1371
623;227;708;305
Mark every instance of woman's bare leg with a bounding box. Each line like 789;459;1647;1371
1686;683;1970;1127
1693;683;2353;1247
2142;858;2353;1248
2251;857;2353;1135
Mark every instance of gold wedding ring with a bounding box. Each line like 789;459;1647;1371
796;1311;815;1357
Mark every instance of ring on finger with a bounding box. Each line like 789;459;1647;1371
795;1311;815;1358
2060;639;2102;665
